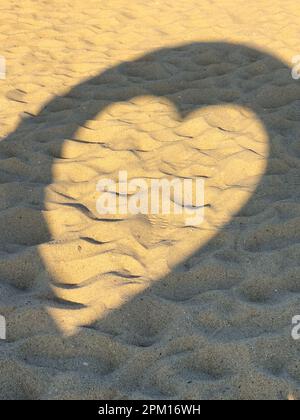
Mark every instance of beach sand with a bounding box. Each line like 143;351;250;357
0;0;299;399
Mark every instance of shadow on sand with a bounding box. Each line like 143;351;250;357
0;42;299;399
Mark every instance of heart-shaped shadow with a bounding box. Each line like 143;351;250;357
0;42;299;399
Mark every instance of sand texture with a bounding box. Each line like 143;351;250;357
0;0;300;399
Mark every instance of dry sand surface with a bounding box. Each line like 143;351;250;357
0;0;300;400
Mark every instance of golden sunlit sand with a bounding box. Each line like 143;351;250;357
0;0;299;399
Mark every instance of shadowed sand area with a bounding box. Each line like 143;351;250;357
0;37;300;400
